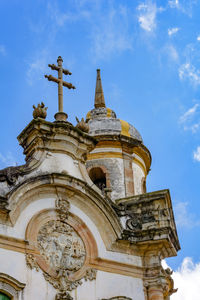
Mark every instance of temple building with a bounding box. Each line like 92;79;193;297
0;57;180;300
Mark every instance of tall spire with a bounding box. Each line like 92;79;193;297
94;69;106;108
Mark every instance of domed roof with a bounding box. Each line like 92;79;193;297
86;70;143;143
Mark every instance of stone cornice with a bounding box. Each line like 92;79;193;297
17;118;97;163
113;189;180;257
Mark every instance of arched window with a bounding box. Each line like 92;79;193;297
0;292;11;300
0;273;25;300
89;167;106;191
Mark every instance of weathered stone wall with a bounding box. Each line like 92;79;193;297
86;158;125;200
132;162;146;195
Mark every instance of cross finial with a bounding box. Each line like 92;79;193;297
45;56;75;121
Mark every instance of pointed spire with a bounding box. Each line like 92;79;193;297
94;69;106;108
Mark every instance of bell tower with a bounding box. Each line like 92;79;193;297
86;69;151;201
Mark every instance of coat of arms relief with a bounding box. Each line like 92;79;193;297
26;198;97;300
37;220;86;274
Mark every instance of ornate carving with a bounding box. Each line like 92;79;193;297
33;102;48;119
37;220;86;273
55;198;70;222
84;268;97;281
43;272;82;292
55;291;73;300
0;196;8;210
26;198;97;295
75;117;89;133
162;267;178;296
43;264;96;293
144;266;177;299
0;161;33;186
26;253;39;271
0;166;22;185
112;190;180;253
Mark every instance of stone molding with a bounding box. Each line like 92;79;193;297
17;118;96;164
114;189;180;257
0;273;25;299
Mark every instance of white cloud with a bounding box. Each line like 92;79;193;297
168;0;179;9
193;146;200;162
179;103;200;133
0;44;6;56
168;27;180;36
174;201;200;228
182;122;200;133
90;5;133;61
168;0;198;17
46;1;133;61
179;103;199;123
197;35;200;41
137;1;159;32
26;52;49;86
179;63;200;86
169;258;200;300
47;2;90;27
167;44;179;61
0;152;17;168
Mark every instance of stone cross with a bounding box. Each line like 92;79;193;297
45;56;75;121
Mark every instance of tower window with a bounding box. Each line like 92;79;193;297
89;167;106;191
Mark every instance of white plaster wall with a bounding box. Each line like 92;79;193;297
0;248;56;300
72;271;145;300
38;153;83;180
132;162;145;195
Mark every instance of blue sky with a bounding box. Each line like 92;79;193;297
0;0;200;298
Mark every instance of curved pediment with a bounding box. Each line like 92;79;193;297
5;173;122;250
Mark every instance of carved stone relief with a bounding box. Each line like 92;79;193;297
143;266;177;299
37;220;86;273
25;253;39;271
55;291;73;300
25;197;97;300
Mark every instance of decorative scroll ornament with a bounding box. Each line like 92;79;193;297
144;266;177;299
84;268;97;281
55;198;70;222
25;253;39;271
55;291;73;300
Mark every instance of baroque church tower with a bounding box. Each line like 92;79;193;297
0;57;180;300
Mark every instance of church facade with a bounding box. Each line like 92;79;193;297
0;58;180;300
